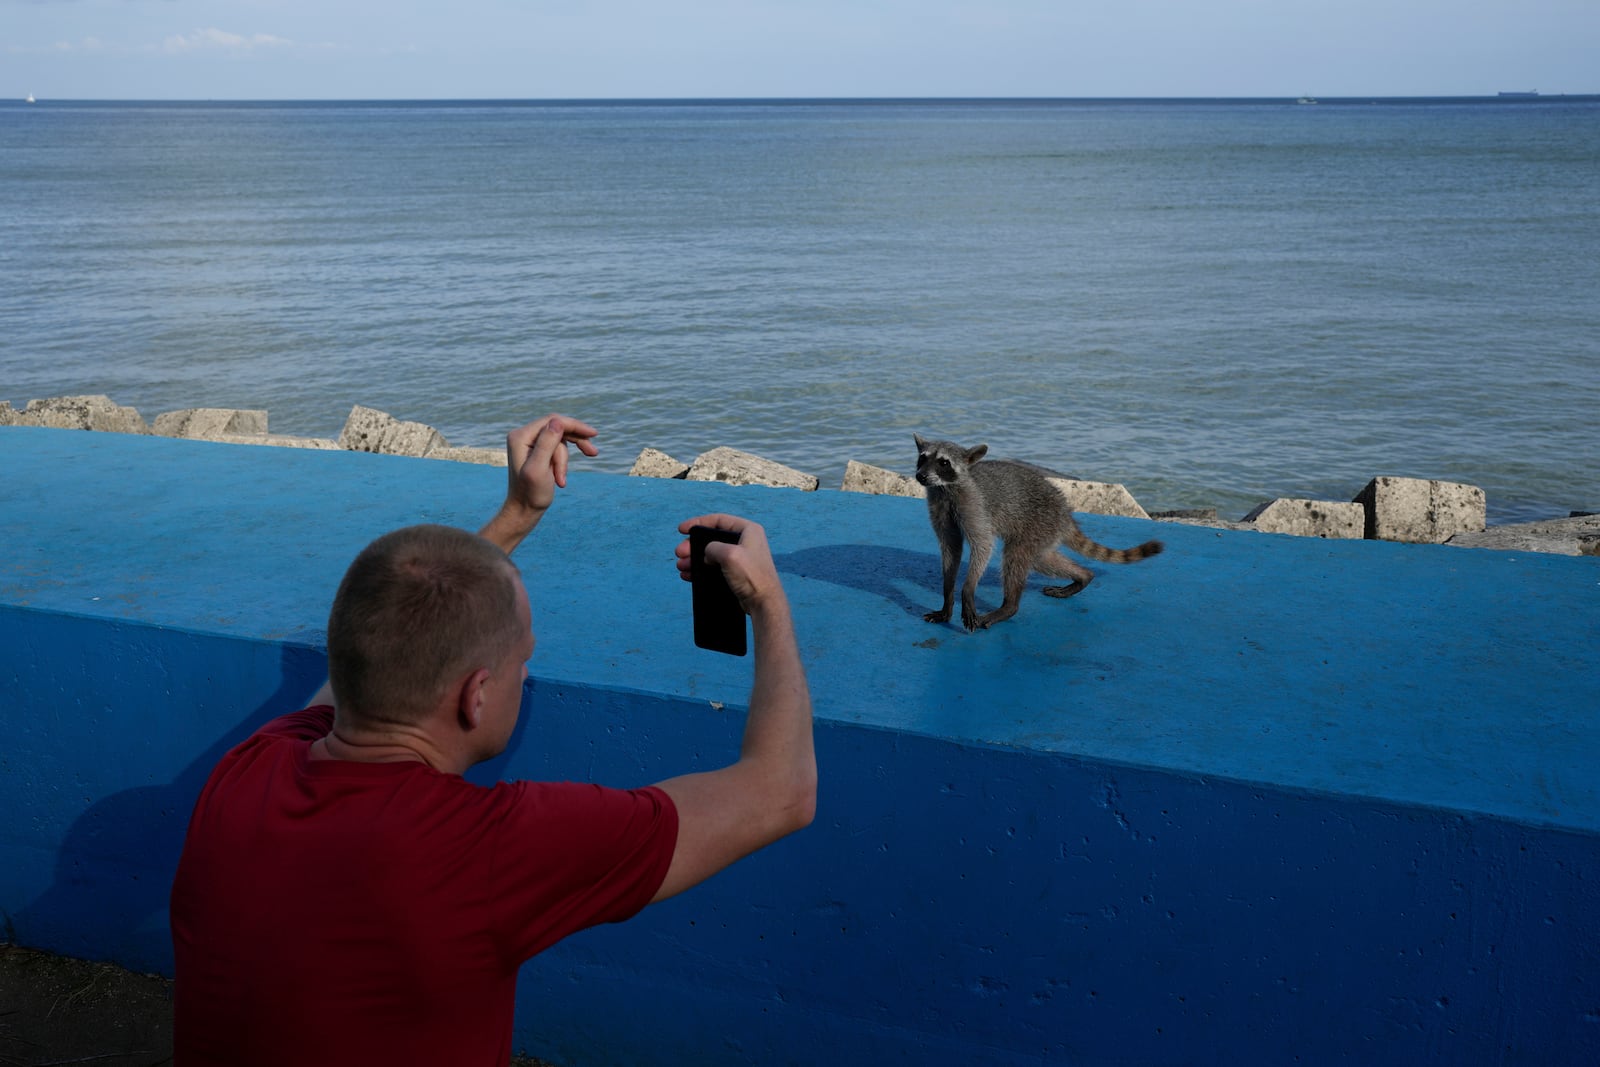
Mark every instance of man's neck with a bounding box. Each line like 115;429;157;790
313;730;422;763
313;719;469;773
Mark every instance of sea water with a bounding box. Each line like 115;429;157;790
2;98;1597;523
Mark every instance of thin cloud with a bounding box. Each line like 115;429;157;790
162;28;294;54
7;27;302;56
4;36;107;54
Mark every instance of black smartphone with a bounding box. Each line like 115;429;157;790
689;525;748;657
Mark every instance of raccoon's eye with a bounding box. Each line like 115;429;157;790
938;459;953;473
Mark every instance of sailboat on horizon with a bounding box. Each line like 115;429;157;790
25;92;36;104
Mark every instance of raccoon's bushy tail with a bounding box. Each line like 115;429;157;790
1063;520;1164;564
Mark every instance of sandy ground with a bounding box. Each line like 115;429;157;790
0;944;556;1066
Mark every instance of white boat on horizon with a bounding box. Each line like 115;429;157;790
25;92;36;104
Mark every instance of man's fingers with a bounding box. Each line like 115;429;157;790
526;418;572;483
550;433;570;488
675;516;777;606
497;415;600;509
548;415;600;455
508;415;599;464
676;513;747;537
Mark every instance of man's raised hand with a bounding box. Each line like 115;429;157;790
480;414;599;554
506;414;600;512
674;514;784;617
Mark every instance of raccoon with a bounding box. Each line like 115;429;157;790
914;434;1163;630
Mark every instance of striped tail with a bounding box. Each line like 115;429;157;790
1063;518;1164;564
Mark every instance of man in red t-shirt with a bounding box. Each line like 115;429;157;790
170;414;816;1066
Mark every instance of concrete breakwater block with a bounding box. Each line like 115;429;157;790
841;460;923;498
427;445;506;466
1447;513;1600;556
1045;477;1150;519
685;447;819;491
3;395;149;434
153;408;268;439
213;433;340;451
628;448;690;479
334;407;497;463
1354;476;1486;543
337;405;447;457
1243;498;1366;539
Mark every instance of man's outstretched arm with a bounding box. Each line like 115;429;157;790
651;514;817;903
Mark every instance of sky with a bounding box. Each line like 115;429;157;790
5;0;1597;101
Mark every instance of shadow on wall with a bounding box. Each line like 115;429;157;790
7;629;540;976
9;641;327;973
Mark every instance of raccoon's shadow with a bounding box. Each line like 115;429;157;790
774;543;1009;621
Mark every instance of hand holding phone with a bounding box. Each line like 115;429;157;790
690;525;748;656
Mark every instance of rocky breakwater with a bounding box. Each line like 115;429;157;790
627;446;1599;557
4;395;1596;556
0;396;507;466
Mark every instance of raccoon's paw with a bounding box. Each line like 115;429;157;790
1042;581;1087;599
923;608;952;624
961;607;981;631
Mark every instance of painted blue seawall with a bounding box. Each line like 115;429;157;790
2;426;1596;1065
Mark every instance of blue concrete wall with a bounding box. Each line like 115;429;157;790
2;426;1596;1065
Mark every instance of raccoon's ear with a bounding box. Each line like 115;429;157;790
968;444;989;463
913;433;927;450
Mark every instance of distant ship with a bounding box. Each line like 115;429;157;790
25;92;36;104
1296;96;1319;105
1498;90;1539;98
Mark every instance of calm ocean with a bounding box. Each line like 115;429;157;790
3;98;1597;523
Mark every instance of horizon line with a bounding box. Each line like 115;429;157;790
12;92;1599;105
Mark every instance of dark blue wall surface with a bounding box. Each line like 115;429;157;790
3;427;1596;1065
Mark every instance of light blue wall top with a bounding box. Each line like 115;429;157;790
4;426;1597;832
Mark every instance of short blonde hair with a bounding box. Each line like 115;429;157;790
327;524;522;724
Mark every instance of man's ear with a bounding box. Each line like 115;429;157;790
456;668;492;731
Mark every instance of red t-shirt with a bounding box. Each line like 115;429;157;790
171;706;678;1066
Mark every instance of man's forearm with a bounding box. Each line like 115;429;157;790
740;594;817;822
478;502;545;556
645;559;817;903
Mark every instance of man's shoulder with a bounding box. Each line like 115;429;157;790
254;704;334;742
198;706;329;788
482;780;677;840
499;779;674;810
